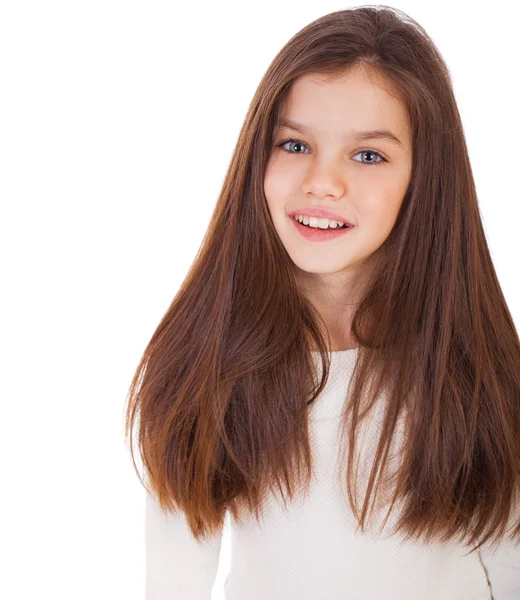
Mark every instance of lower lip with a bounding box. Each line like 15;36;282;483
290;216;354;242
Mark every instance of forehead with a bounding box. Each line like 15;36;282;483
279;68;410;141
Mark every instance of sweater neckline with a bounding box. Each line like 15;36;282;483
308;348;358;420
310;347;359;356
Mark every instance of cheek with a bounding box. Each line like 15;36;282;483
358;193;404;239
265;158;301;194
364;180;405;217
263;173;286;220
264;171;291;212
263;163;278;198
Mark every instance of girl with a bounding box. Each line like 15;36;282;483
125;6;520;599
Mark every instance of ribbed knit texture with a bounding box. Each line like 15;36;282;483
145;348;520;599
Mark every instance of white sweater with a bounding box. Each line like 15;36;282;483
145;348;520;599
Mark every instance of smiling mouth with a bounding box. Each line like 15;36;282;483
298;221;351;230
291;215;352;230
290;215;354;242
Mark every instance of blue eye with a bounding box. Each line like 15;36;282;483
277;139;310;155
275;138;387;167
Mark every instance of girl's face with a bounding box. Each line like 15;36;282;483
264;67;413;281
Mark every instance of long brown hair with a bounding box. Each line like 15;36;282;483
124;5;520;553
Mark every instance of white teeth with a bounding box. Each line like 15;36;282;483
293;214;349;229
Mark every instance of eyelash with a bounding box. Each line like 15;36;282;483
275;138;388;167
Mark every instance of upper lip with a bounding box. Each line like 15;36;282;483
289;207;354;226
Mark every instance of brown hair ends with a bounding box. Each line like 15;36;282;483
124;5;520;553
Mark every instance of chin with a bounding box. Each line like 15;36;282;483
291;258;354;276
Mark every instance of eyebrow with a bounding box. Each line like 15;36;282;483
276;117;404;148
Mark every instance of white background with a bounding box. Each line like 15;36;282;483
1;1;518;599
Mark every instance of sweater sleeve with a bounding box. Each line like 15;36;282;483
478;535;520;600
145;490;224;600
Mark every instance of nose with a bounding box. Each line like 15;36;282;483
301;157;346;200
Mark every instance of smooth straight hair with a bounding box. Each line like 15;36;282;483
125;5;520;554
